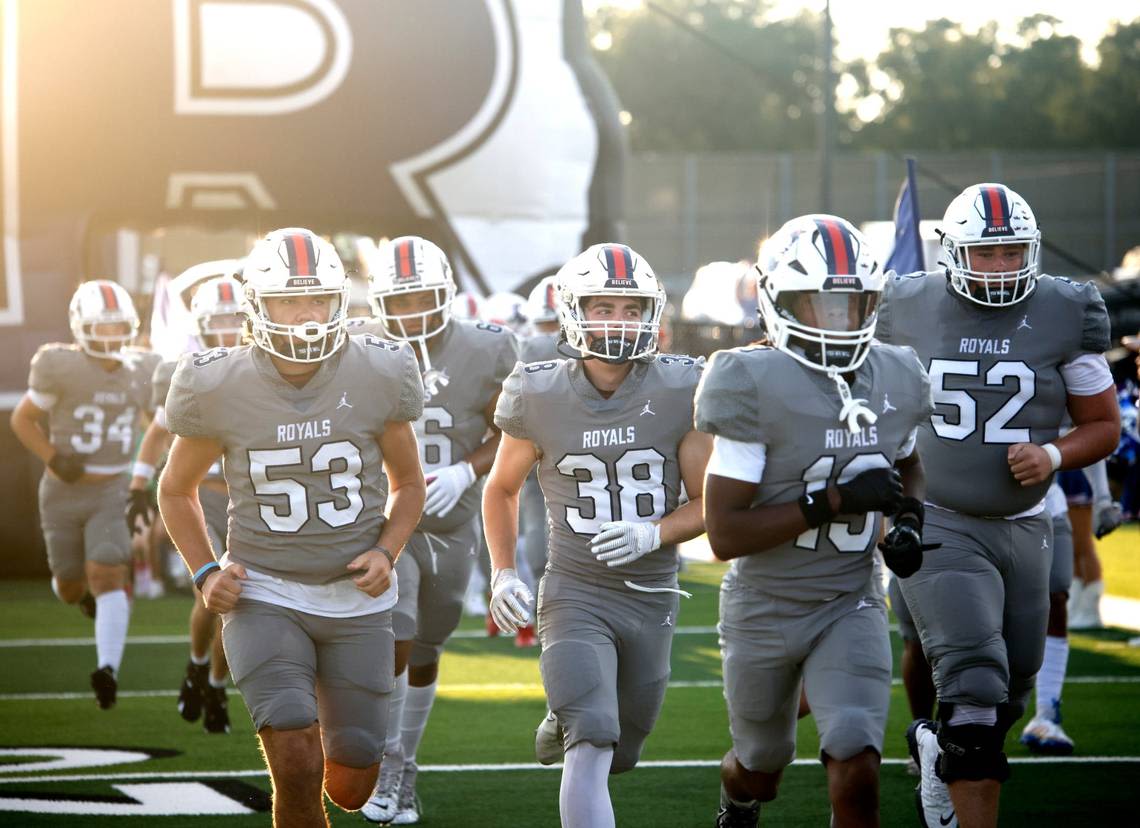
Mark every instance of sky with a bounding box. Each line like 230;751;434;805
584;0;1136;65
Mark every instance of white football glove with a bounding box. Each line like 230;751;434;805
589;521;661;568
1094;498;1124;539
423;461;476;518
489;568;533;634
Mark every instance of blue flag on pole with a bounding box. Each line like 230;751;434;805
885;157;923;275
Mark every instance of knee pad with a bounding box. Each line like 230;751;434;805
819;709;879;764
323;725;383;768
935;705;1010;784
948;664;1007;708
265;696;319;733
540;640;618;748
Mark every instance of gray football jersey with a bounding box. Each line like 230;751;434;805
165;338;424;585
519;332;561;363
877;272;1110;516
495;354;703;588
415;319;519;533
28;344;160;473
695;344;933;602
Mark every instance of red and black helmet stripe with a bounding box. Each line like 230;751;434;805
602;244;636;287
813;218;856;275
284;232;318;276
978;185;1012;237
545;281;557;310
218;280;235;303
394;239;418;282
99;283;120;311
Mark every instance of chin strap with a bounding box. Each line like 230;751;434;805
829;369;877;434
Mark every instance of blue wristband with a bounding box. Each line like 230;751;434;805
193;561;221;591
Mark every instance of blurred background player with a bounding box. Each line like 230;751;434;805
697;215;934;827
484;243;711;828
159;228;426;823
130;273;245;733
1064;459;1124;630
363;236;519;825
10;280;160;709
877;183;1119;828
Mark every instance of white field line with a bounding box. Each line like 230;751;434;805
1;674;1138;702
1;755;1138;785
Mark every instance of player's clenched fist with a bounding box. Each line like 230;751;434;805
201;564;247;614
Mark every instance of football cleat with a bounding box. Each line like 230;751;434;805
716;784;760;828
514;624;537;648
177;660;209;722
906;719;957;828
535;710;565;765
390;760;421;825
485;608;500;638
202;684;231;734
361;747;405;824
90;665;117;710
1020;700;1074;755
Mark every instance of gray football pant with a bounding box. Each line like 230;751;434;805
898;508;1051;719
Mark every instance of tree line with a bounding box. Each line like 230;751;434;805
588;0;1140;152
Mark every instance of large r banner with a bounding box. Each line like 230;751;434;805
0;0;625;387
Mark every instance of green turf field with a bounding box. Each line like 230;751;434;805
1;554;1139;826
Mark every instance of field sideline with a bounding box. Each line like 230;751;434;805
1;528;1138;825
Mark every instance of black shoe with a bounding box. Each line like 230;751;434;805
177;660;209;722
717;785;759;828
90;665;117;709
78;592;96;619
202;684;231;734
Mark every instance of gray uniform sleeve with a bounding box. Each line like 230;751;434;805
1077;283;1110;355
905;345;934;422
493;362;529;440
165;356;211;438
494;330;522;385
693;349;768;443
27;345;63;399
393;343;425;422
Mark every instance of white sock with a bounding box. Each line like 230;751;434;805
1082;579;1104;620
207;674;228;689
94;590;130;674
190;652;210;666
1068;578;1085;615
1036;635;1069;718
401;680;437;762
560;742;615;828
387;670;409;754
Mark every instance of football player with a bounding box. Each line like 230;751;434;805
876;184;1119;828
483;243;712;828
157;228;426;823
129;273;245;733
10;280;160;709
361;236;519;825
696;215;934;827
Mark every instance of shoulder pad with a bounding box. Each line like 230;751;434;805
693;347;769;442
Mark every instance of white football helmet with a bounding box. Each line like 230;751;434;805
368;236;456;344
68;279;139;358
556;243;665;363
483;291;530;334
525;275;561;327
938;183;1041;307
451;291;484;321
242;228;348;363
190;275;245;348
757;215;884;374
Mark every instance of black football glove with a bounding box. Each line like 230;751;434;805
48;451;86;484
126;489;156;536
837;467;903;516
877;498;940;579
